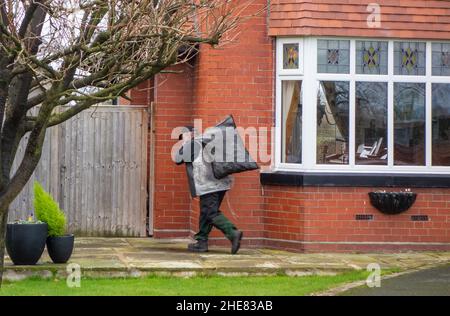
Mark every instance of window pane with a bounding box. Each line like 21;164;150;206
317;81;350;165
317;40;350;74
356;41;388;75
282;81;302;163
355;82;388;165
394;42;426;76
432;83;450;166
283;43;299;70
432;43;450;76
394;83;426;165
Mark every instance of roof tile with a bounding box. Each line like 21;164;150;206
269;0;450;39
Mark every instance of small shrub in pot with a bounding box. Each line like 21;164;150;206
34;182;74;264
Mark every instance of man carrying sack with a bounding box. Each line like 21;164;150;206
173;116;258;254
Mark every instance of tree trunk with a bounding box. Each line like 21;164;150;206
0;205;8;288
0;124;48;285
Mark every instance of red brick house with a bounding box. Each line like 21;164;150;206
130;0;450;252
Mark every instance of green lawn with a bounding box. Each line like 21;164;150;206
0;270;379;296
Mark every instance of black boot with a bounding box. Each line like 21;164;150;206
231;230;243;255
187;240;208;253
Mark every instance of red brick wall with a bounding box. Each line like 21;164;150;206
188;0;274;242
152;64;195;238
129;80;152;106
263;186;450;252
143;0;273;242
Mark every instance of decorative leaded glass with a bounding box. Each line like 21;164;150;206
394;42;426;76
432;43;450;76
443;53;450;67
317;40;350;74
283;43;299;70
327;49;340;65
356;41;388;75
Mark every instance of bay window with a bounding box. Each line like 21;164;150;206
276;38;450;173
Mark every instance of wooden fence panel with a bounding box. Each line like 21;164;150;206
9;106;148;237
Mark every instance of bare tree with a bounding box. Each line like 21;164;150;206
0;0;256;285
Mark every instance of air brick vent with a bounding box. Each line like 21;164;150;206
411;215;429;222
355;214;374;221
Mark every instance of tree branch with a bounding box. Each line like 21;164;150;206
0;102;51;207
18;1;40;39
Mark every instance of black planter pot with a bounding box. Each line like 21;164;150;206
6;223;48;265
368;192;417;215
46;234;75;264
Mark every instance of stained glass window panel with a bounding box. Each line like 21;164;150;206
283;43;299;70
432;43;450;76
317;40;350;74
394;42;426;76
356;41;388;75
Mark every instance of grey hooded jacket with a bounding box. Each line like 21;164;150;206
174;137;232;197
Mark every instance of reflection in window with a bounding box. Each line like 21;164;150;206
394;42;426;76
355;82;388;165
317;81;349;165
432;84;450;166
282;81;302;163
317;40;350;74
394;83;426;165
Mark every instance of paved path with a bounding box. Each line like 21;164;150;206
3;238;450;281
341;264;450;296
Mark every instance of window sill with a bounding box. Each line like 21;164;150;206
260;171;450;188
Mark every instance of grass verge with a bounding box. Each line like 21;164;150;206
0;270;393;296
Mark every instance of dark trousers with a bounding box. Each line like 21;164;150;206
194;190;237;241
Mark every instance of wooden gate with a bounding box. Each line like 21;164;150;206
9;106;149;237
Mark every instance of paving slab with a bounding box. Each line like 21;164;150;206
3;238;450;280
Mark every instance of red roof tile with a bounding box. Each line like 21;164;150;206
269;0;450;39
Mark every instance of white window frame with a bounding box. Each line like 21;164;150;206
275;37;450;174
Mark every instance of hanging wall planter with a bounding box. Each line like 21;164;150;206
368;191;417;215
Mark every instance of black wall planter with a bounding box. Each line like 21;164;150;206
368;192;417;215
46;234;74;264
6;223;48;265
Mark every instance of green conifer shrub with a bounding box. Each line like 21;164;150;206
34;181;67;237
